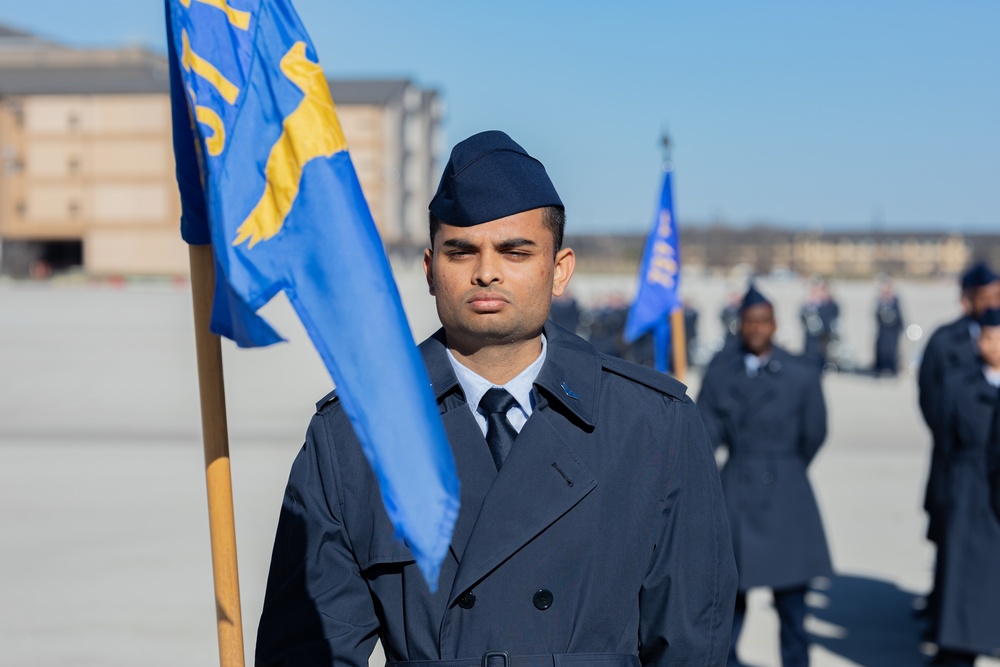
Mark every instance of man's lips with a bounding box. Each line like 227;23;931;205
468;292;509;312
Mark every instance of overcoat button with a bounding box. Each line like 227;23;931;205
533;589;553;610
458;591;476;609
761;471;774;485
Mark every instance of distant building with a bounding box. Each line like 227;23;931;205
568;226;998;280
0;24;442;277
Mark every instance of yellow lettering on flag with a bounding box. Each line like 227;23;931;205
183;0;251;30
233;41;348;249
195;105;226;156
181;29;240;104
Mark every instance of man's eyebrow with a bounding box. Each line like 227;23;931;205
441;238;478;250
496;238;537;250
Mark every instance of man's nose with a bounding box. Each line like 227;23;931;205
473;251;503;286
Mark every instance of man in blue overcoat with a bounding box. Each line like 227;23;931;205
256;131;738;667
697;286;832;667
932;308;1000;666
873;276;904;377
917;262;1000;628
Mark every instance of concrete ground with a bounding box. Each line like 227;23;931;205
1;267;998;667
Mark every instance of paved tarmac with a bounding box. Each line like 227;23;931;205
1;267;998;667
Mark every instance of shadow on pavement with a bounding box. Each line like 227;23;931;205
809;573;928;667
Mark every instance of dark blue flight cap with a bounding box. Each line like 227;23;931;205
739;284;772;312
429;130;563;226
980;308;1000;328
960;262;999;291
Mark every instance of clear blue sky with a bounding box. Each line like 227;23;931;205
4;1;998;233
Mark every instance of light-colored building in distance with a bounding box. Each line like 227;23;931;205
0;24;443;277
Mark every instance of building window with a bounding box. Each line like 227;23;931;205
68;201;80;218
15;200;27;218
68;113;80;132
68;156;80;175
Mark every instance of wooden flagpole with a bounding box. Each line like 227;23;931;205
670;308;687;383
189;243;246;667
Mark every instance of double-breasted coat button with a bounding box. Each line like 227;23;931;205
533;589;553;610
761;471;775;485
458;591;476;609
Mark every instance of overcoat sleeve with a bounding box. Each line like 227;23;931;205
694;368;727;450
256;409;380;667
928;382;959;517
638;396;737;667
989;416;1000;521
798;368;827;466
918;332;944;431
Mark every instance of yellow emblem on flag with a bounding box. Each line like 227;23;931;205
233;41;348;249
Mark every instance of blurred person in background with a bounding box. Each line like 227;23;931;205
800;277;840;370
720;291;742;351
549;289;581;335
683;298;699;366
930;308;1000;666
698;285;832;667
874;275;905;377
586;293;629;358
918;262;1000;632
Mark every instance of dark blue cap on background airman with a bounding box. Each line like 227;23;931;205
740;284;772;312
980;307;1000;328
429;130;563;227
960;262;999;291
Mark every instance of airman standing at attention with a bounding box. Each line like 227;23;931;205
257;130;738;667
931;308;1000;666
698;285;832;667
917;262;1000;629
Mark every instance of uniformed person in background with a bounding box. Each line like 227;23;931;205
720;291;742;351
698;285;832;667
873;276;904;377
800;278;840;370
257;131;737;667
931;308;1000;666
917;262;1000;628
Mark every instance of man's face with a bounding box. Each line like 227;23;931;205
979;326;1000;367
740;303;777;356
423;208;575;349
965;281;1000;318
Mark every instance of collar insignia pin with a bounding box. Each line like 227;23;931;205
561;382;580;400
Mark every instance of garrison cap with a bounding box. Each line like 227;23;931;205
960;262;999;291
739;284;772;312
980;308;1000;328
429;130;563;227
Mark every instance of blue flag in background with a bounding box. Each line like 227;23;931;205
624;167;681;373
165;0;459;588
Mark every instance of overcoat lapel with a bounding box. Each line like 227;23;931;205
726;359;778;428
447;409;596;606
421;324;602;607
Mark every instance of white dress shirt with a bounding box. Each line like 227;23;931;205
446;335;548;436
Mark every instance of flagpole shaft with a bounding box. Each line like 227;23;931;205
189;243;246;667
670;308;687;383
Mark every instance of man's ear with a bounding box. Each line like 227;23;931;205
552;247;576;297
423;247;435;296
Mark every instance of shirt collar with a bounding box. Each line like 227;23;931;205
984;366;1000;388
446;335;547;413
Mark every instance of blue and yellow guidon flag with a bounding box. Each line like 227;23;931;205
165;0;458;588
624;166;681;373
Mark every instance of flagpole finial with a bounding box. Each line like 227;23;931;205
659;129;673;170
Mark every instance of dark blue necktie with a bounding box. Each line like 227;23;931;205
479;388;518;470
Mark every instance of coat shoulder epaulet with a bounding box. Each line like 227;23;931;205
599;354;687;401
315;389;340;413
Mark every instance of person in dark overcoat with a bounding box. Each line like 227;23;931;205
874;277;904;376
917;262;1000;626
257;131;738;667
698;285;832;667
931;308;1000;666
800;280;840;370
